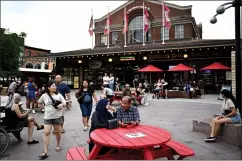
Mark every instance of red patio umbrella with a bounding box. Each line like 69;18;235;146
138;65;164;83
200;62;231;71
168;63;195;72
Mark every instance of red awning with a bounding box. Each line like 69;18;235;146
138;65;164;72
200;62;231;71
168;63;195;72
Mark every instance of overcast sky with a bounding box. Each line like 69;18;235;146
1;1;235;53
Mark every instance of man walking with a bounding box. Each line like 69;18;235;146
55;75;72;133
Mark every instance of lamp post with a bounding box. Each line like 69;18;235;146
210;0;242;117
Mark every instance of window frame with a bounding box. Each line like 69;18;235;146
111;32;118;45
175;25;184;39
100;33;107;45
161;27;170;40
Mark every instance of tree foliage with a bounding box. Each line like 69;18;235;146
0;29;25;77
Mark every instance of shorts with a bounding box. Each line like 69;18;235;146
103;84;109;88
16;119;29;128
44;118;62;125
154;89;161;93
229;115;241;124
106;95;114;99
80;103;93;117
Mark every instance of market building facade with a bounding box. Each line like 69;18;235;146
23;0;235;93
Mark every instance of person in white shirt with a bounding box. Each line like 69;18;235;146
101;85;114;99
161;79;168;99
103;73;110;88
109;73;114;91
38;80;66;159
136;83;148;105
204;89;241;142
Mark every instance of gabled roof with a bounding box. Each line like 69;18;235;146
95;0;192;22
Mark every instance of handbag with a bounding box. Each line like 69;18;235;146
107;119;118;130
47;93;61;109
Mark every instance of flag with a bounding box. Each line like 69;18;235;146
88;14;93;36
163;2;171;29
104;14;111;35
122;8;128;34
144;7;149;33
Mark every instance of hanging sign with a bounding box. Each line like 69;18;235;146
120;56;135;61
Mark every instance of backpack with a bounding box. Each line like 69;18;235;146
83;93;92;104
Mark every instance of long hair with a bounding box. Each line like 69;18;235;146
221;89;237;110
79;80;92;94
46;80;58;94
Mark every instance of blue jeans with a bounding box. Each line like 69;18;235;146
109;83;114;91
80;103;93;117
229;114;241;124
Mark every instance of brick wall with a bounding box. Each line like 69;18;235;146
231;50;242;99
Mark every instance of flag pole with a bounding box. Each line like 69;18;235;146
124;7;127;48
142;2;145;46
107;6;110;49
91;9;94;50
162;1;165;44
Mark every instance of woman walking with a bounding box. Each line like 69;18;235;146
38;81;66;159
27;78;37;114
75;80;98;131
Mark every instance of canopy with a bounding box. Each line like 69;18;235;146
200;62;231;71
168;63;195;72
138;65;164;72
19;68;52;73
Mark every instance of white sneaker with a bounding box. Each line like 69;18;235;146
41;109;44;113
144;103;148;106
32;110;36;114
84;127;88;131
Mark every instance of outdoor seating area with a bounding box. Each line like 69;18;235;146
66;125;195;160
109;91;142;105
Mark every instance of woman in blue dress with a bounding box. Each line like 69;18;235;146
27;78;37;114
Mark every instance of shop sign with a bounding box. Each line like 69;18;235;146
89;60;102;69
127;6;150;13
120;56;135;61
74;77;79;89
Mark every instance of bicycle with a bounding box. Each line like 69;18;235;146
0;125;10;157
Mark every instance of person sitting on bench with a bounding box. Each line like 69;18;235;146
204;89;241;142
101;85;114;99
122;84;139;106
5;93;44;144
152;79;162;99
89;99;117;155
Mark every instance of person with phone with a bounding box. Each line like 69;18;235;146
204;89;241;142
117;96;140;128
4;93;44;144
38;81;66;159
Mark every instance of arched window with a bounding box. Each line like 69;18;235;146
128;16;151;43
26;63;33;68
34;63;41;69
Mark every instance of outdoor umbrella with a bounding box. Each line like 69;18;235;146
168;63;195;86
200;62;231;71
138;65;164;83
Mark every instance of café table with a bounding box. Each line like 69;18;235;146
89;125;171;160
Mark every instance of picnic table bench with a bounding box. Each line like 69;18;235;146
66;125;195;160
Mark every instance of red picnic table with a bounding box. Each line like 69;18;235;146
66;125;195;160
110;91;142;105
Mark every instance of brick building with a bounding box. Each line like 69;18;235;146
26;0;235;92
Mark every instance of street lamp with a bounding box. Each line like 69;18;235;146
210;0;242;116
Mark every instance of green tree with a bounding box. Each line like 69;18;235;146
0;29;25;77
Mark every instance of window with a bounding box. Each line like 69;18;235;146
112;32;118;45
161;27;169;40
27;51;31;56
128;16;151;43
101;34;107;45
26;63;33;68
175;25;184;39
35;63;41;69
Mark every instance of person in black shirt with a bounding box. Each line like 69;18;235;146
89;98;117;155
75;80;98;131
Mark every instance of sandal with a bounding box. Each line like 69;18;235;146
55;146;62;152
61;129;65;133
39;152;48;160
37;125;44;130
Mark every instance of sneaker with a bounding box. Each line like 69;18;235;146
32;110;36;114
41;109;44;113
204;136;216;142
144;103;148;106
84;127;88;131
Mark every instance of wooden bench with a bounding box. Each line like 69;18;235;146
66;147;87;160
164;140;195;160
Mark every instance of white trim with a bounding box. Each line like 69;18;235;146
19;68;52;73
95;0;192;22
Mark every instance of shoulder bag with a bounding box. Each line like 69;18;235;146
47;93;61;109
